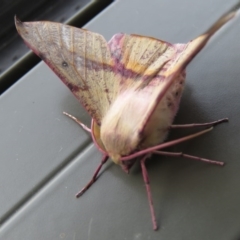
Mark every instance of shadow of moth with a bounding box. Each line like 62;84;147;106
15;3;239;230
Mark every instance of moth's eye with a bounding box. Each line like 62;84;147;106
175;91;179;97
62;61;68;67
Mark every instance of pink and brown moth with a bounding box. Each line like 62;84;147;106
15;3;239;230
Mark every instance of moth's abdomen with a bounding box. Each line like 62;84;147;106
141;73;185;149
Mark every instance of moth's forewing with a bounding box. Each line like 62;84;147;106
15;17;118;126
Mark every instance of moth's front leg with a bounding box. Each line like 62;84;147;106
63;112;91;133
76;155;108;198
63;112;109;197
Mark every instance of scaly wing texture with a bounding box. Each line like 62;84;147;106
15;17;119;125
109;33;187;126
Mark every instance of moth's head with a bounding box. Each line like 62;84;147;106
99;101;145;164
100;125;139;165
92;120;134;164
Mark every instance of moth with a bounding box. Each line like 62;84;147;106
15;3;239;230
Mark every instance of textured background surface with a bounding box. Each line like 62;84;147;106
0;0;240;239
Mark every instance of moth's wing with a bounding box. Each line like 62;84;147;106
107;6;239;134
15;17;119;125
101;5;238;160
107;33;187;131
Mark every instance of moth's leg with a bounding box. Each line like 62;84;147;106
63;112;91;133
122;127;214;161
154;151;224;166
140;155;158;231
170;118;228;129
76;155;108;198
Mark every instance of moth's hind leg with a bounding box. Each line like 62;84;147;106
76;155;108;198
170;118;228;129
140;155;158;231
63;112;91;133
154;151;224;166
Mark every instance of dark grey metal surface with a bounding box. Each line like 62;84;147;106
0;0;114;93
1;0;240;239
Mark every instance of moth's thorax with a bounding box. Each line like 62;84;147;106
100;74;185;164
